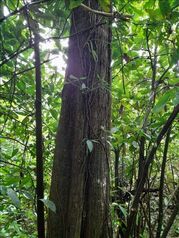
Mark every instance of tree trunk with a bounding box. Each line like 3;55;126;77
47;1;112;238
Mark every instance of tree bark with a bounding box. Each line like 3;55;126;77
47;1;112;238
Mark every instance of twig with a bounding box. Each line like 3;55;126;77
0;43;32;68
0;159;36;191
0;56;58;87
0;136;28;147
80;3;132;21
0;0;50;24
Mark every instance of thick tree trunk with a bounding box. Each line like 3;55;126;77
47;1;112;237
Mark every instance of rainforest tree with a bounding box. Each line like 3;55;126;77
0;0;179;238
47;1;112;237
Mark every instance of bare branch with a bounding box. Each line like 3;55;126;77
80;3;132;21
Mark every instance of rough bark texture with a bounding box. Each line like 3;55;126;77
47;1;112;237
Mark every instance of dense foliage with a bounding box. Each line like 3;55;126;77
0;0;178;237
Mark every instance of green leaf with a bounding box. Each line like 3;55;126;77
50;109;58;119
131;5;143;15
173;89;179;106
16;81;26;91
171;47;179;65
86;140;93;152
64;0;70;7
4;176;20;186
144;0;156;9
145;8;162;20
69;0;83;9
40;198;56;213
0;186;7;196
159;0;171;17
171;0;179;8
112;203;127;218
12;148;18;157
7;188;20;208
6;0;16;10
119;205;127;218
98;0;110;12
153;91;173;112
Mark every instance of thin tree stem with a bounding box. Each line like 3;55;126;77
161;186;179;238
34;27;45;238
156;126;171;238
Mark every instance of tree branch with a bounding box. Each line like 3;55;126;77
0;43;32;68
80;3;132;21
0;136;28;147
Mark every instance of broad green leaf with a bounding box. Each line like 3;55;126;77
145;8;162;20
119;205;127;218
171;0;179;8
173;89;179;106
153;91;173;112
6;0;16;10
131;5;143;15
16;81;26;91
144;0;156;9
4;177;20;186
171;47;179;65
7;188;20;208
12;148;18;157
50;109;58;119
40;198;56;213
159;0;171;17
86;140;93;152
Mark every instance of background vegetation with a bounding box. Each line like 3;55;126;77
0;0;178;237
